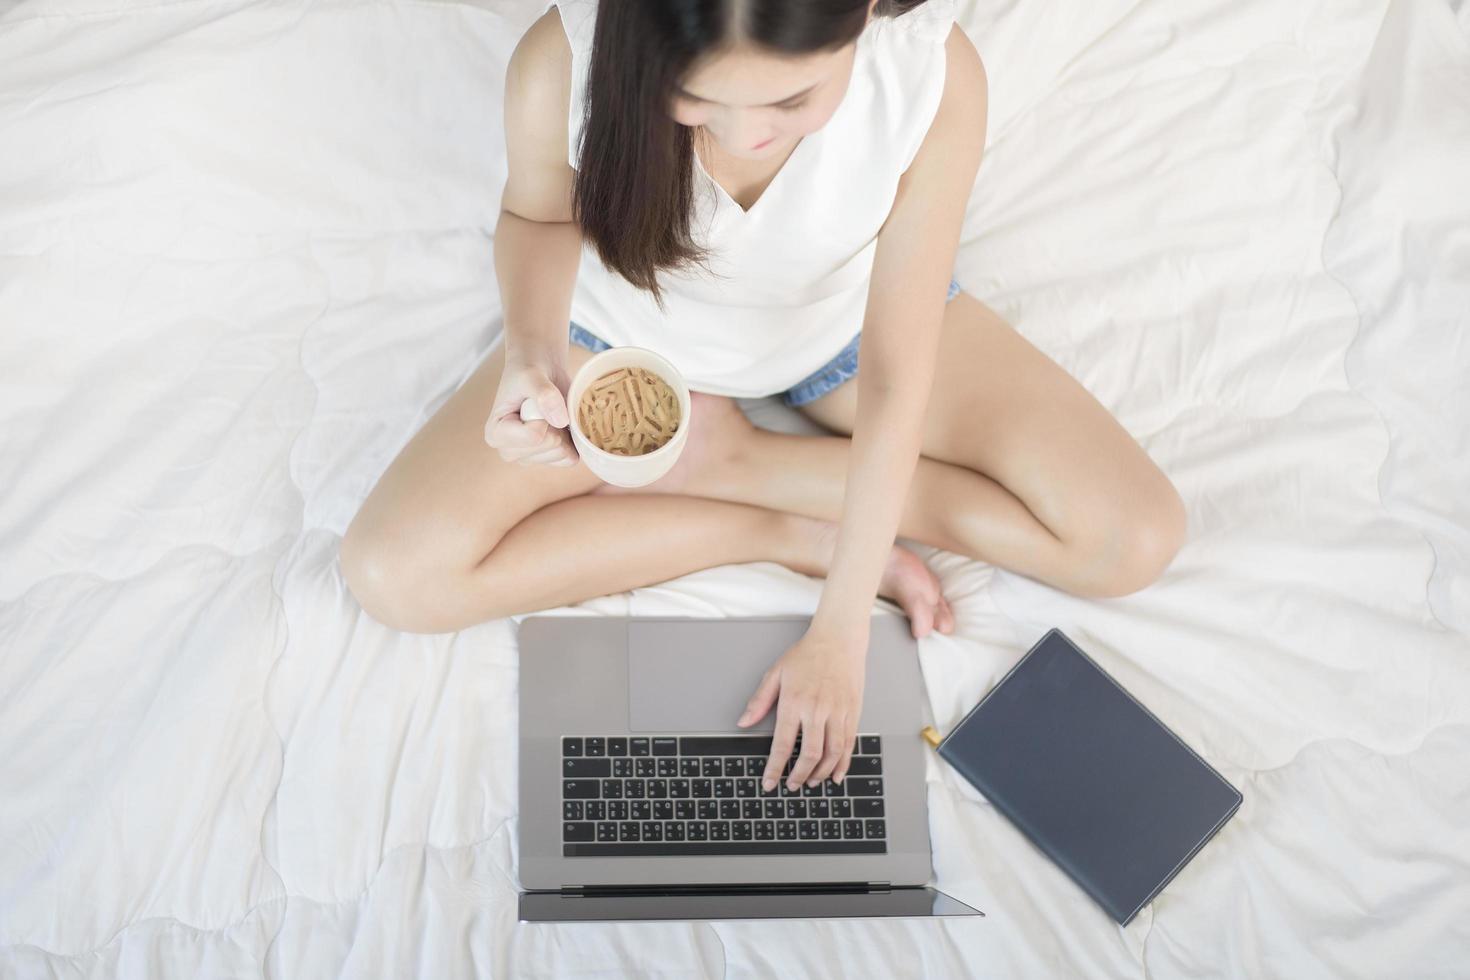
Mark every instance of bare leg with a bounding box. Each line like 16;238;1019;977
694;422;1073;591
469;495;791;621
342;342;955;635
388;492;949;636
590;390;1068;586
705;289;1189;599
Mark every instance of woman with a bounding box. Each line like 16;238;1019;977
341;0;1187;793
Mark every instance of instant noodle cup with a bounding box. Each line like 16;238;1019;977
518;346;691;489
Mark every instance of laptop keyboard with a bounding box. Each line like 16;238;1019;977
560;734;888;857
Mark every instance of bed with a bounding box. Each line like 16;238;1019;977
2;0;1467;975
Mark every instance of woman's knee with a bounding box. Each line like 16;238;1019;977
340;515;411;630
341;511;526;633
339;514;455;633
1068;479;1187;599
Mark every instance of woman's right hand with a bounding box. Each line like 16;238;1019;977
485;351;579;467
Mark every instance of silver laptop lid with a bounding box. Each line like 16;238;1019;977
518;614;933;892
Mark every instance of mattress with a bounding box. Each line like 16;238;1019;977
1;0;1467;976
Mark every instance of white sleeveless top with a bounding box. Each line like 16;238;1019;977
549;0;957;399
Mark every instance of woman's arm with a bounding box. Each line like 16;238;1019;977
498;9;583;367
811;25;989;639
741;26;990;793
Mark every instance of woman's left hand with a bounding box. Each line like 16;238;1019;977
736;621;869;791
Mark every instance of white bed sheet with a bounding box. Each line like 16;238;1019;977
1;0;1467;976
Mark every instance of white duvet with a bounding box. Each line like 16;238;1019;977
2;0;1468;976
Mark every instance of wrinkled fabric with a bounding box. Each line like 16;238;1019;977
1;0;1467;976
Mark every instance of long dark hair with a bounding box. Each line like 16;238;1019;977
572;0;930;308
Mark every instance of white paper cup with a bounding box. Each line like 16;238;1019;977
518;346;690;489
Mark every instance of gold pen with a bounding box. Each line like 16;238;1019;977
920;725;943;749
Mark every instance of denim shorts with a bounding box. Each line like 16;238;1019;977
569;276;963;408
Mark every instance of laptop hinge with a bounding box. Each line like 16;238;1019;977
553;881;893;896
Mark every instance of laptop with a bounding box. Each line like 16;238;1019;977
516;613;984;922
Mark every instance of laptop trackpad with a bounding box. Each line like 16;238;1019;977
628;627;786;733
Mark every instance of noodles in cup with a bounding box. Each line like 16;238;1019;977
576;366;682;456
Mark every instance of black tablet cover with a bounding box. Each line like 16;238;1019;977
937;629;1242;925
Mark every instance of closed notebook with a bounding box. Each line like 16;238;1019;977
936;629;1242;925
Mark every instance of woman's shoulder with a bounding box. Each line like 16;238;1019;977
512;6;572;78
872;0;960;45
505;7;577;196
539;0;598;53
507;7;574;130
859;0;960;90
512;3;599;171
854;1;968;171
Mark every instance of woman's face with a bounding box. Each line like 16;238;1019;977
669;31;866;161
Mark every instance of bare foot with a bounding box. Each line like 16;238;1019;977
793;516;956;639
589;391;753;498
